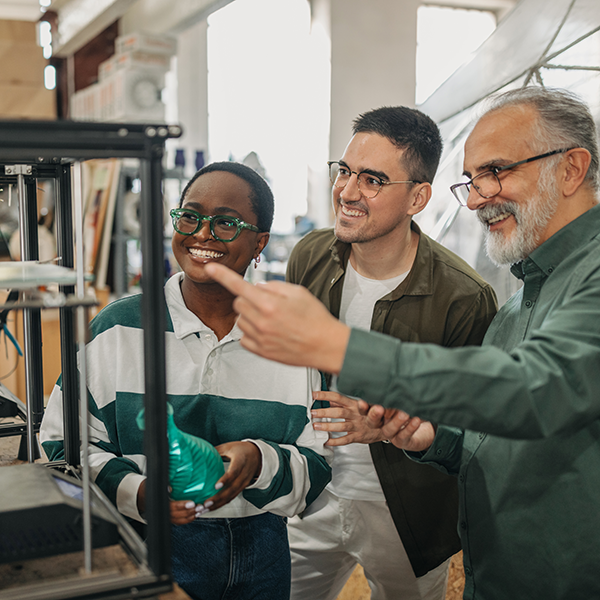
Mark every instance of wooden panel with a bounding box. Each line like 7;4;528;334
0;19;37;43
0;41;48;86
0;83;56;119
0;19;56;120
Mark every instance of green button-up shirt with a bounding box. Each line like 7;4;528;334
338;203;600;599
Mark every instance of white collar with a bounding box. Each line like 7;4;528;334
164;272;242;343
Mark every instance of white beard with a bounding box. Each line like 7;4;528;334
479;175;560;266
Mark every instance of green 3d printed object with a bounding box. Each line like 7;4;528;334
137;403;225;505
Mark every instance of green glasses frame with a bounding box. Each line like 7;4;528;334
170;208;260;242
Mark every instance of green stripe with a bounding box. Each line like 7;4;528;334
97;392;308;456
89;293;174;342
299;446;331;506
243;443;293;509
42;440;65;462
95;457;143;506
167;394;308;448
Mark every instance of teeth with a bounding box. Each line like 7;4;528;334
488;212;511;225
341;205;366;217
188;248;224;259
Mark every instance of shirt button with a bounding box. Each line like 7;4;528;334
436;448;443;455
465;567;472;576
478;432;485;440
459;475;465;482
460;521;467;530
525;300;532;308
205;368;213;377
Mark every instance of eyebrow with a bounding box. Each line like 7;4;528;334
463;157;513;179
182;201;243;218
339;159;390;182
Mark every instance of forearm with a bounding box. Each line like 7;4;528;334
242;439;331;516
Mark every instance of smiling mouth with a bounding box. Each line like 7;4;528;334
188;248;224;259
486;211;512;226
340;204;367;218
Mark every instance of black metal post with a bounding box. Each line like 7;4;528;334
55;163;80;466
140;150;171;580
19;175;44;462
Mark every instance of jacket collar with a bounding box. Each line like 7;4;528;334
327;220;434;300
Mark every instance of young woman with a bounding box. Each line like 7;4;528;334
41;162;332;600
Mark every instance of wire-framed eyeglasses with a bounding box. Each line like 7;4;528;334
170;208;260;242
450;148;574;206
327;161;421;199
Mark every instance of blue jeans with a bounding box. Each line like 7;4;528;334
171;512;291;600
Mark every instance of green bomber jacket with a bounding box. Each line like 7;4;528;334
286;221;497;577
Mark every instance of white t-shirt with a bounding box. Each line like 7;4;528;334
327;261;409;501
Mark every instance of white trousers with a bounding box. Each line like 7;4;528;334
288;489;450;600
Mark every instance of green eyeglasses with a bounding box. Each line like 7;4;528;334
170;208;260;242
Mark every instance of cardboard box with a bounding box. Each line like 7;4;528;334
98;55;117;82
115;32;177;57
0;83;55;119
0;20;37;43
109;68;165;122
0;41;48;86
114;51;171;72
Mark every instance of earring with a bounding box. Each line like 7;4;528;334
254;255;261;269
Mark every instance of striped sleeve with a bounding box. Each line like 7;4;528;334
242;368;332;517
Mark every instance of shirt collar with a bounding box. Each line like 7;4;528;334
328;220;433;298
164;273;242;342
510;203;600;281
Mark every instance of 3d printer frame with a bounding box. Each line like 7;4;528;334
0;119;182;599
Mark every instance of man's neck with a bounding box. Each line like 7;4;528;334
349;225;418;280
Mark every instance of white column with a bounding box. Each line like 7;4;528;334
175;20;209;178
329;0;420;161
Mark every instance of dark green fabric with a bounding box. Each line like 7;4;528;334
287;222;498;577
338;204;600;599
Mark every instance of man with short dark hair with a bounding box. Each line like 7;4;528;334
285;106;497;600
206;86;600;599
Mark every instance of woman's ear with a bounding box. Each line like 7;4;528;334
254;232;270;258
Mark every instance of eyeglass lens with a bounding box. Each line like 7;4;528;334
174;212;240;240
455;171;501;205
329;162;381;198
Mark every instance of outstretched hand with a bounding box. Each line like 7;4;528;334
311;391;397;445
368;406;437;452
204;263;350;374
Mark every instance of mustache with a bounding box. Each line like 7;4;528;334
477;202;518;227
339;200;369;213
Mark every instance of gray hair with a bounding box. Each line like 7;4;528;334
484;86;600;191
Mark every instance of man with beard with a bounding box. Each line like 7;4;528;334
205;86;600;599
285;107;497;600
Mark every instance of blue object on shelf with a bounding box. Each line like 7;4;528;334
195;150;205;171
174;148;186;169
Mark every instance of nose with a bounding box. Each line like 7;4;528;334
194;219;214;240
466;187;493;212
339;172;362;202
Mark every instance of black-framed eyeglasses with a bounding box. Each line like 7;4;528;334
327;161;421;199
170;208;260;242
450;148;575;206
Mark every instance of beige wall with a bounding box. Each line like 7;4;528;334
0;20;56;119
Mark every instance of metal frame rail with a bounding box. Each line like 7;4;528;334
0;119;182;599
